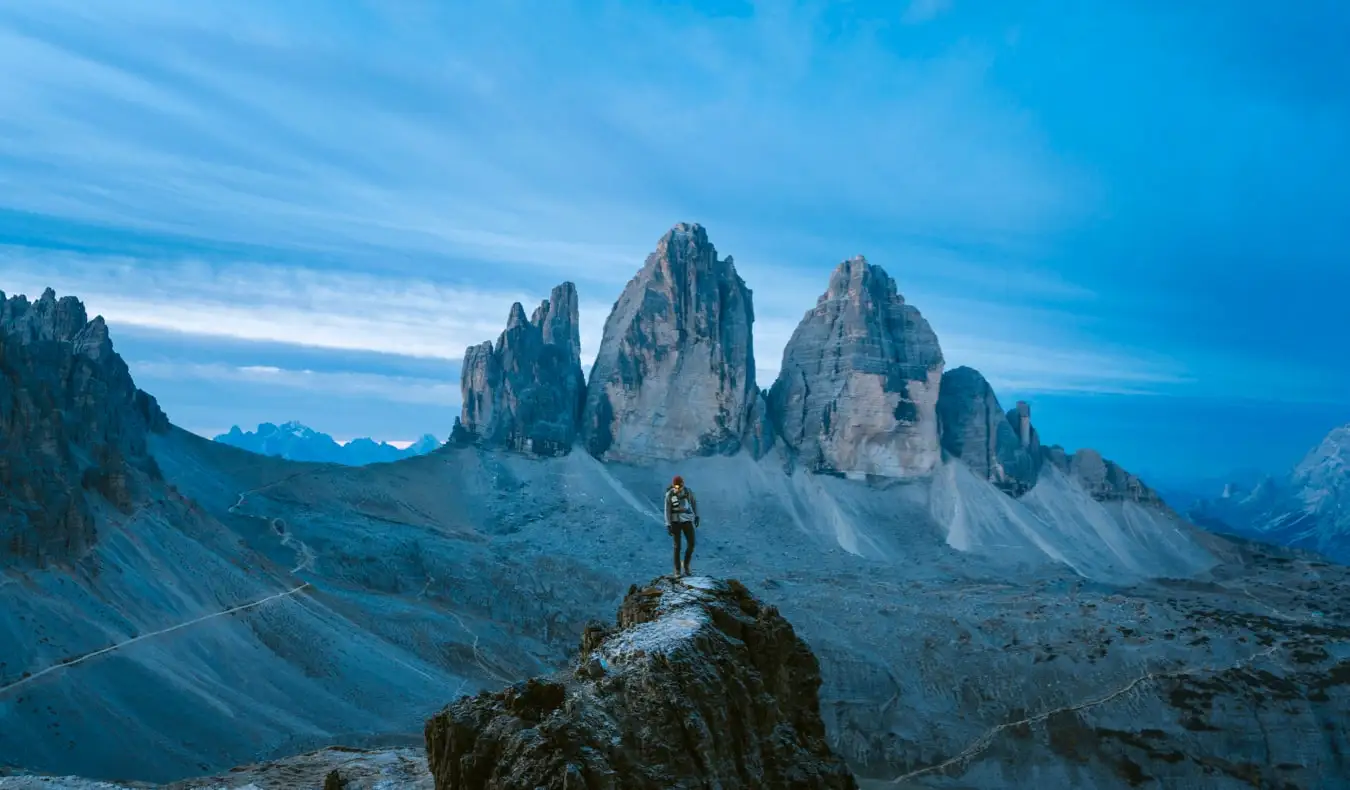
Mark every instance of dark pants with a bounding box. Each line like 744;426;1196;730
669;520;695;572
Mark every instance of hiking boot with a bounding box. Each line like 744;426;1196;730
681;562;691;576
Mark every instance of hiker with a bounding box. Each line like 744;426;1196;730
665;475;700;576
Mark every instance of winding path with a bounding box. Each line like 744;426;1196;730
0;584;311;699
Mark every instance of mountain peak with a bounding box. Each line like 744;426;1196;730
529;282;581;365
580;223;759;462
821;256;902;306
459;281;587;455
214;421;441;465
936;366;1041;495
506;301;530;331
0;287;167;567
769;255;942;478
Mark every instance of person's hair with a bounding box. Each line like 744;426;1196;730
672;475;684;486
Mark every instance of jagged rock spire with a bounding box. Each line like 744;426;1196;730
580;223;761;462
457;282;586;456
936;366;1042;495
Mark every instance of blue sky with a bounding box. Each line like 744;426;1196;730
0;0;1346;483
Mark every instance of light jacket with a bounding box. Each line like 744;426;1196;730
664;485;698;525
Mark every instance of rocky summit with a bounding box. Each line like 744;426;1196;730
424;575;857;790
457;282;587;456
0;288;167;567
1041;444;1164;505
580;222;759;463
768;256;944;478
936;366;1042;495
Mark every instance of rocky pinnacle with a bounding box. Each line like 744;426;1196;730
936;366;1042;496
580;222;759;462
0;288;168;568
458;282;586;456
768;256;944;478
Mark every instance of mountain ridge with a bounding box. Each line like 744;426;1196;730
1186;422;1350;562
457;223;1165;510
213;421;442;466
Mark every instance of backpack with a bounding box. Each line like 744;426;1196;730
667;486;693;519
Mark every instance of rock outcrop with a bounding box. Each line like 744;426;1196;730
768;256;944;478
1041;444;1163;505
0;288;167;567
580;223;760;462
936;366;1041;495
424;576;857;790
458;283;587;456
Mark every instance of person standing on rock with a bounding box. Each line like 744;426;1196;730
664;475;700;576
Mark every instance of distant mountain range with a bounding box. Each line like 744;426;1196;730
213;421;442;465
1184;423;1350;563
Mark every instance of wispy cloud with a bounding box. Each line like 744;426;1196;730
0;249;611;365
133;361;460;408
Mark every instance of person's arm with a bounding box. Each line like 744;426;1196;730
664;488;673;526
689;489;700;525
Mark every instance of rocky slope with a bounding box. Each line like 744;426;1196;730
0;288;167;567
580;223;759;462
768;257;944;479
1188;424;1350;563
4;436;1345;789
458;283;587;456
214;422;441;465
936;366;1041;495
425;575;856;790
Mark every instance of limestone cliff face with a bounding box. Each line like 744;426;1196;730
457;283;587;456
0;289;167;567
768;257;944;478
580;223;760;462
936;366;1041;495
424;576;857;790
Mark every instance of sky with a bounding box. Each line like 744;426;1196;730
0;0;1347;485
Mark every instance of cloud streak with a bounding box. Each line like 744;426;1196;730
0;248;611;365
133;360;461;408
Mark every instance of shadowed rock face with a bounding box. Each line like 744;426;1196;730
424;576;857;790
581;223;760;463
768;257;943;478
458;283;587;456
937;366;1042;496
0;289;168;568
